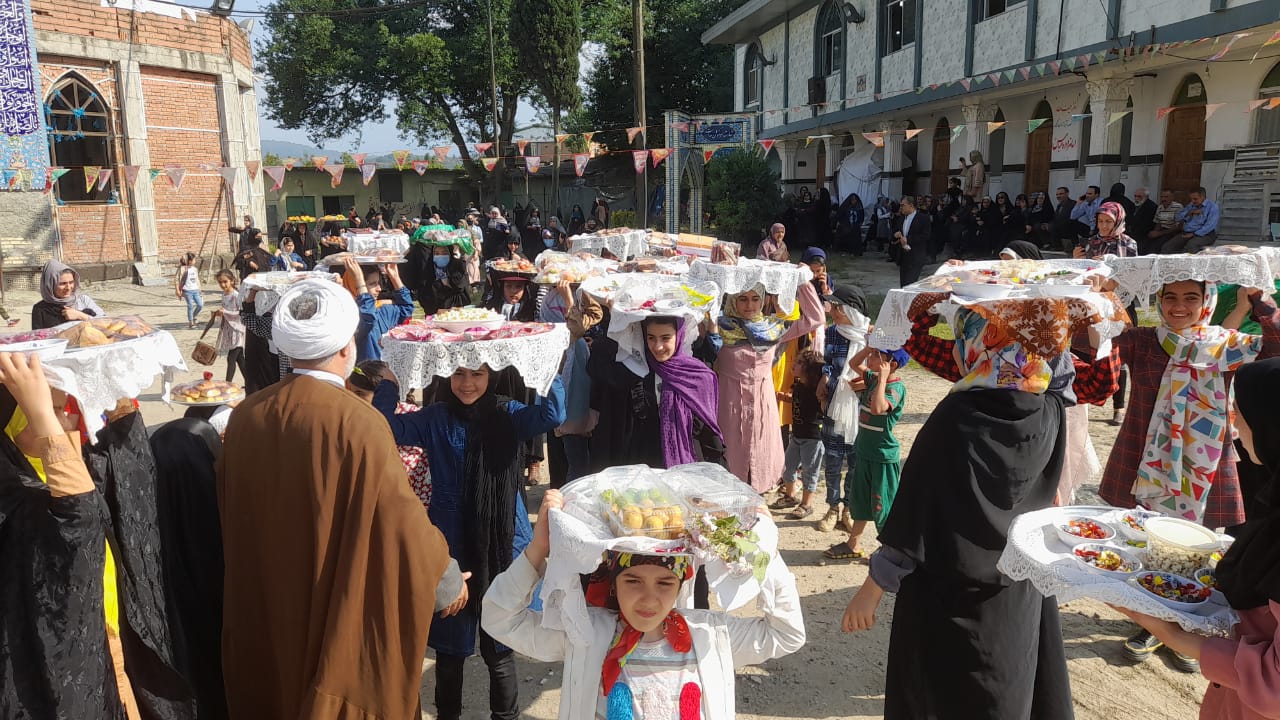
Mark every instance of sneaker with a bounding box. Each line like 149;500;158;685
1111;408;1126;426
839;506;856;534
816;506;840;532
1122;629;1162;662
1170;651;1200;674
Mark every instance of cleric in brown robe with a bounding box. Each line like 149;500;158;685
217;278;465;718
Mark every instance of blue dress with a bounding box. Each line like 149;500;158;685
355;287;415;361
372;377;566;656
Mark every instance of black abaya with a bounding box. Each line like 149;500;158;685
878;388;1073;720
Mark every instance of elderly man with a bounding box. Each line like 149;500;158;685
218;279;464;719
1129;188;1159;254
1164;186;1220;254
1147;189;1185;252
758;222;791;262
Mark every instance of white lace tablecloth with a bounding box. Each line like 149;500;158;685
686;258;813;314
541;463;776;647
1104;253;1277;308
600;277;722;376
241;271;342;315
381;323;569;395
44;331;187;437
997;506;1238;636
568;230;648;259
344;231;409;255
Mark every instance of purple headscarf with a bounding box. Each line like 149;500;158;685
644;317;724;468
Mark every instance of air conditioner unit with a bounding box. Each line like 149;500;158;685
808;77;826;106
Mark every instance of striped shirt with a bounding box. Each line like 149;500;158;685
595;638;700;719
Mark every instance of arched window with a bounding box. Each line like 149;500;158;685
1077;101;1092;179
45;75;113;203
744;44;763;108
988;108;1005;176
815;2;843;77
1119;96;1134;170
1255;62;1280;144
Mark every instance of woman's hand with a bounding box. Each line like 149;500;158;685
0;353;62;439
1072;246;1086;259
842;581;884;632
944;258;966;267
1238;286;1262;306
62;307;91;322
439;571;473;618
1109;605;1206;661
555;279;574;306
342;256;362;278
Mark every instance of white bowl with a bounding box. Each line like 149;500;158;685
1118;509;1160;541
1072;543;1143;577
1054;518;1116;547
1132;571;1212;612
432;317;505;333
0;338;68;360
1030;283;1092;298
952;282;1014;299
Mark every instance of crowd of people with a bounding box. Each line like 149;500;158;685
4;179;1280;720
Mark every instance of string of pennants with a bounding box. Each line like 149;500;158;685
751;29;1280;119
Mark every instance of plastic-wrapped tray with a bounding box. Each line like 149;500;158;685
685;487;760;529
600;483;689;540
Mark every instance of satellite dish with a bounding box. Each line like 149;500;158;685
841;2;865;23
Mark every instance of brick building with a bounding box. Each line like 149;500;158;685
0;0;264;285
704;0;1280;242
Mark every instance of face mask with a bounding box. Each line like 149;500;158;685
543;237;555;248
433;255;450;268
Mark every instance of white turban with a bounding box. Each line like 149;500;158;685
270;279;359;360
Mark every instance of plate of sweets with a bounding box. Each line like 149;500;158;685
1054;517;1116;546
1072;543;1143;577
172;378;245;406
431;307;506;333
1132;571;1213;612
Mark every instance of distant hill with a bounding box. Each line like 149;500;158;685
260;139;325;158
259;138;462;167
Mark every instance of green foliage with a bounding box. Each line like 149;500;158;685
263;153;282;166
511;0;582;115
705;146;783;245
574;0;740;148
610;209;636;228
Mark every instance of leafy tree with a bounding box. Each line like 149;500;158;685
263;153;282;166
705;146;782;245
572;0;739;150
256;0;533;190
511;0;581;211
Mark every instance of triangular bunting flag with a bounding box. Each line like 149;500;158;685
165;165;186;190
392;150;410;171
632;150;649;174
1203;103;1224;119
573;153;589;177
360;163;377;185
1209;32;1250;62
1026;118;1047;134
433;146;450;163
246;160;260;177
197;162;217;171
986;121;1006;134
216;166;237;191
1049;60;1061;75
1070;113;1090;124
1002;69;1015;82
516;139;529;155
555;133;571;146
1035;63;1047;77
1269;97;1280;110
1107;110;1130;125
583;132;596;146
84;166;101;190
673;121;689;132
703;149;714;163
265;166;286;191
758;139;776;155
311;155;328;170
989;73;1001;87
474;142;493;155
96;169;113;191
1080;54;1091;68
324;164;345;188
1157;106;1176;120
929;83;939;90
1063;57;1077;71
650;148;671;167
351;153;367;166
959;78;972;91
861;132;885;148
524;156;539;173
1247;99;1269;112
805;136;815;147
123;165;141;186
147;168;162;182
1018;67;1031;81
1094;50;1107;64
1252;30;1280;62
412;160;429;175
905;128;925;140
284;157;297;170
626;127;644;144
951;124;965;142
481;158;498;172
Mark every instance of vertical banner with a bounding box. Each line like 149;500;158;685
632;150;648;174
573;153;589;177
264;166;286;191
392;150;410;171
360;163;377;185
524;156;540;174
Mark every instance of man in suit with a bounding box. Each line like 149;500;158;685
893;195;932;287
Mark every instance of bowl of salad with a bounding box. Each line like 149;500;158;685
1055;518;1116;547
1132;571;1213;612
1072;543;1142;577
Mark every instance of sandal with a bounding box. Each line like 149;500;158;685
769;495;800;510
823;541;863;560
789;504;814;520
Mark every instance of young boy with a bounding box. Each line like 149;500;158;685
343;256;414;362
770;349;825;519
815;286;872;533
825;346;909;559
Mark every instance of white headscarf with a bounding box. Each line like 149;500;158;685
271;279;359;360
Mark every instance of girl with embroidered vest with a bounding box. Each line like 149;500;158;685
483;490;806;720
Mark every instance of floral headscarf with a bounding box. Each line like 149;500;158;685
949;308;1056;395
1134;283;1264;522
1084;202;1136;258
718;284;787;349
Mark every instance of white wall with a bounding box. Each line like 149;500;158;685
881;47;915;94
919;0;966;87
972;6;1028;76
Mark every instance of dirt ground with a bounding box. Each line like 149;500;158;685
18;254;1207;720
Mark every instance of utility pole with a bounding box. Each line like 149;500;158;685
632;0;646;227
486;0;501;206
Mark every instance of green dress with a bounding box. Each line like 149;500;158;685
846;373;905;531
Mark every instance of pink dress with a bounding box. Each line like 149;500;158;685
716;282;824;491
1201;601;1280;719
